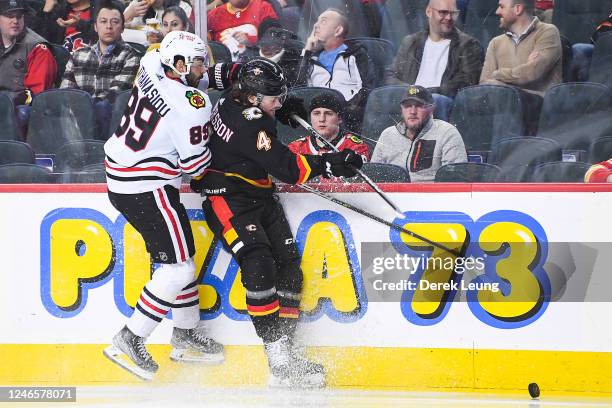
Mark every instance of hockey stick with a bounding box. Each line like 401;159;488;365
290;114;405;219
298;183;462;257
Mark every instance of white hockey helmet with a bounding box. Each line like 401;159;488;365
159;31;208;84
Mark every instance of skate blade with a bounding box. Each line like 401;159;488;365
169;348;225;364
103;345;155;381
268;373;326;389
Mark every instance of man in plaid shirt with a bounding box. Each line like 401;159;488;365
61;0;140;139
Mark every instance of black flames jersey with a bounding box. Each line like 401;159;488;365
201;96;325;197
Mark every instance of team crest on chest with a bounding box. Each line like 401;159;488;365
185;90;206;109
242;107;263;120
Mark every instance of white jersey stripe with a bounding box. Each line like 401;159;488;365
154;188;189;263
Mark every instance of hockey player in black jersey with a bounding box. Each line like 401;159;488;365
193;57;363;388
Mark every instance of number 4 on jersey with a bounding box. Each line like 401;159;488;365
257;131;272;151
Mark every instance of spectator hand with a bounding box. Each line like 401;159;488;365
124;0;148;21
232;31;249;45
320;149;363;178
56;16;78;27
528;50;540;64
275;96;306;128
146;30;163;45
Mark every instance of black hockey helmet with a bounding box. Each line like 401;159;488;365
238;57;288;98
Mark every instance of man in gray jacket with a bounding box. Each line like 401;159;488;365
371;85;467;182
384;0;483;98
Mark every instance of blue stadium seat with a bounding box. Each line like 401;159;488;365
588;136;612;164
27;89;95;155
489;137;562;182
0;164;54;183
358;162;410;182
449;85;524;152
463;0;501;49
0;141;35;165
435;162;501;182
530;161;591;182
536;82;612;151
552;0;612;45
0;92;20;141
54;140;106;172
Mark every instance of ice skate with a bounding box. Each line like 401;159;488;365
103;326;158;381
265;335;325;388
170;326;225;364
289;339;325;387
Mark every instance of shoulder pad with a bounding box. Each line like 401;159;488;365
242;107;263;121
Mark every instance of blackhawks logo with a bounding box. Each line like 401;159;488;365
186;90;206;109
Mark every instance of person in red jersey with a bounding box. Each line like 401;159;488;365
207;0;277;60
584;159;612;183
288;90;370;163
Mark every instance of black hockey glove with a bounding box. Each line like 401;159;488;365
190;177;206;194
276;96;307;128
320;149;363;178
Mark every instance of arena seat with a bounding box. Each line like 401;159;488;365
434;162;502;182
489;136;562;182
530;161;591;182
54;140;106;172
537;82;612;151
27;89;95;155
449;85;524;152
0;92;20;141
0;163;54;183
0;141;35;165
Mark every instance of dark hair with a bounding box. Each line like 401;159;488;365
94;0;125;25
512;0;535;15
326;7;349;38
162;5;190;32
230;85;255;106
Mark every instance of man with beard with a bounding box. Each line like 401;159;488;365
371;85;466;182
384;0;483;99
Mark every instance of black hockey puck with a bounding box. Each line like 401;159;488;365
528;382;540;399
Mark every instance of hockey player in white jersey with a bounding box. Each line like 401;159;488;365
103;31;223;381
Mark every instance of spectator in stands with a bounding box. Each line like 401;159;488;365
123;0;192;45
384;0;483;99
253;24;305;87
38;0;96;53
296;7;376;132
592;10;612;43
534;0;553;24
61;0;140;140
207;0;278;60
288;91;370;162
0;0;57;107
480;0;562;95
584;159;612;183
145;6;189;49
371;85;466;182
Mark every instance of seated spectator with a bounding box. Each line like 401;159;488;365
207;0;278;60
480;0;562;95
61;0;140;139
123;0;192;45
146;6;189;49
0;0;57;107
384;0;483;99
249;23;305;87
296;7;376;132
534;0;553;24
584;159;612;183
38;0;96;53
592;10;612;43
288;91;370;163
371;85;467;182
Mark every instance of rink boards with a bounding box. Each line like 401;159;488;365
1;183;612;393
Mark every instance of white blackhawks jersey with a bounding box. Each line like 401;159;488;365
104;51;212;194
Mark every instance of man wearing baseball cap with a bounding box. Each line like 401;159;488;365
371;85;466;182
288;90;370;163
0;0;57;107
